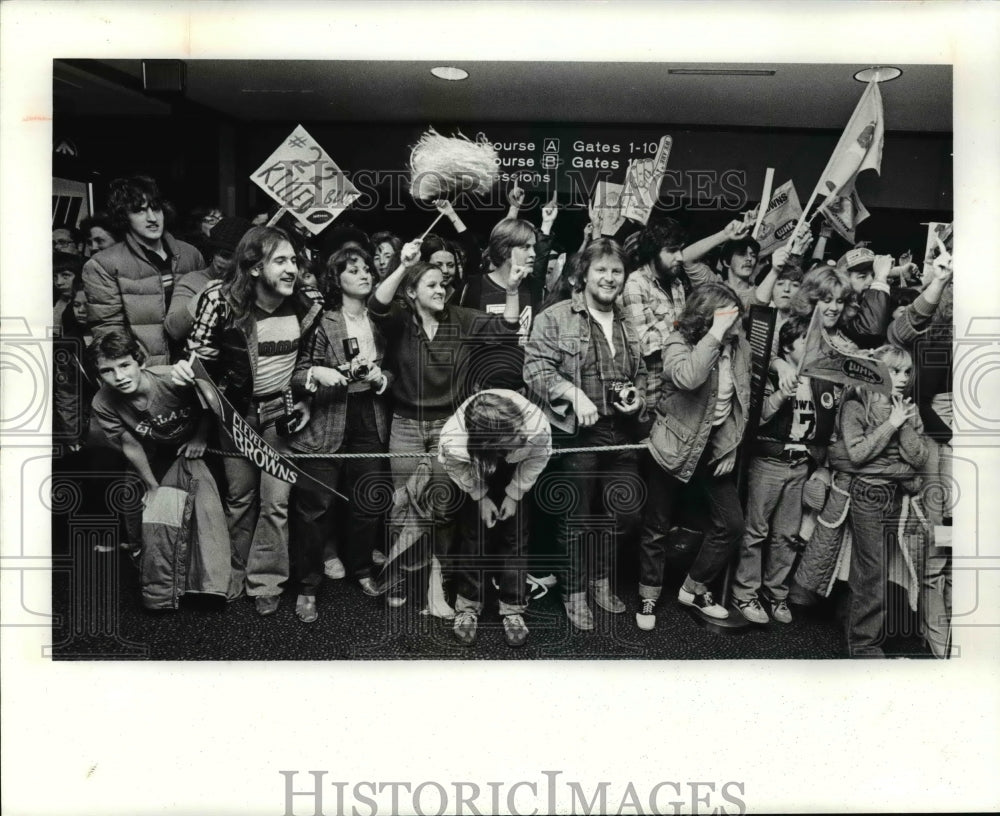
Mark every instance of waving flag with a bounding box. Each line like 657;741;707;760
798;307;892;396
805;81;884;233
819;188;871;243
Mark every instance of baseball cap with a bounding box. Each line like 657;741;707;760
838;247;875;273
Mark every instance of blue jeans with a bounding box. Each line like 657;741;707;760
550;418;642;596
639;449;744;599
847;477;900;658
292;396;390;594
733;457;809;602
222;401;292;599
451;461;529;616
388;415;447;490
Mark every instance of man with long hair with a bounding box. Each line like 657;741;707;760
172;225;323;617
83;175;204;365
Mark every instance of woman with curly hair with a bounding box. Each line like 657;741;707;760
827;344;930;657
285;245;393;622
637;282;751;628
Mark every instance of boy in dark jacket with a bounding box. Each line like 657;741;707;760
732;316;839;624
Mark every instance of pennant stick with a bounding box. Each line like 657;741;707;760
266;206;288;227
419;210;447;241
752;168;775;239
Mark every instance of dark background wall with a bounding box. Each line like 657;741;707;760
53;114;952;261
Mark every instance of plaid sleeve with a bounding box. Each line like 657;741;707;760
185;283;225;361
622;276;670;359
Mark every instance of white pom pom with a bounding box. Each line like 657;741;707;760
408;128;499;202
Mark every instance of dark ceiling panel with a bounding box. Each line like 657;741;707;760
73;60;951;132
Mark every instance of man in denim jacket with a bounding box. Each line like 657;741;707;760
524;238;647;631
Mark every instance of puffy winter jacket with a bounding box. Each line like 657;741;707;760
83;232;204;365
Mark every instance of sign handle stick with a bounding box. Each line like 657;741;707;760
419;210;447;241
752;168;775;239
266;206;288;227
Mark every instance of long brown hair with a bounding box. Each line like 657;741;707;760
675;281;744;345
221;225;299;329
463;392;525;485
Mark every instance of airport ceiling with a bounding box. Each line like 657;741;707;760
54;60;952;133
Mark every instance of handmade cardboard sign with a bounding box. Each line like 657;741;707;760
252;124;360;235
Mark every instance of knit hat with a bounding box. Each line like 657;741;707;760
838;246;874;273
802;467;832;512
207;216;252;254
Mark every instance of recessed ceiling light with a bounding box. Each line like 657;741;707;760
853;66;903;83
431;66;468;81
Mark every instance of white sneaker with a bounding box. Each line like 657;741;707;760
324;557;346;580
677;587;729;620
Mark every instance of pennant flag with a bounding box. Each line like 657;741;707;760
799;81;884;233
819;187;871;243
189;357;347;499
755;180;804;257
798;307;893;396
252;124;361;236
620;136;673;225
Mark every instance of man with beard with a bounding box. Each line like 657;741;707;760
622;217;753;414
525;238;647;630
718;236;761;305
172;225;322;616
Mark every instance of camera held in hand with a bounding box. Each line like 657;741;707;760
606;379;638;409
336;337;371;382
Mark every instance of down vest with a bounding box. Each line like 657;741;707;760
83;232;204;365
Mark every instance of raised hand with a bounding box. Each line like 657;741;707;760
400;239;422;267
789;223;814;256
888;394;917;428
712;305;740;334
433;199;456;218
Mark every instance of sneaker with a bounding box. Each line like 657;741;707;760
324;557;346;580
636;598;657;631
733;597;769;624
563;593;595;631
769;598;793;624
387;593;407;608
453;610;478;646
371;549;387;567
254;595;280;617
590;579;626;613
528;573;557;589
294;595;318;624
502;614;529;647
358;577;379;597
677;587;729;620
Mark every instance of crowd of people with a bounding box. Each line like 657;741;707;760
51;173;954;657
